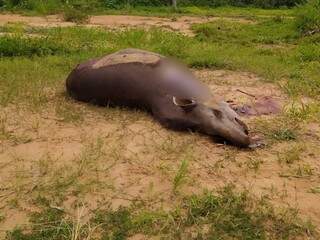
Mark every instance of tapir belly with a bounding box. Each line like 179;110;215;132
66;62;158;107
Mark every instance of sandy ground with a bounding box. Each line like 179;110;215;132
0;14;254;35
0;69;319;236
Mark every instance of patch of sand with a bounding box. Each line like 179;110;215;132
0;14;254;35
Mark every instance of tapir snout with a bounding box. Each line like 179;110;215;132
172;97;250;147
207;101;250;147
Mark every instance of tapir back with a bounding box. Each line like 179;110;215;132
66;48;212;107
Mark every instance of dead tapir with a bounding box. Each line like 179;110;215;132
66;48;250;147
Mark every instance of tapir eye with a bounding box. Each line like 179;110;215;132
211;109;222;118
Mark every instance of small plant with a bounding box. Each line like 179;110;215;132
297;43;320;62
273;15;284;23
0;213;5;222
295;0;320;35
294;164;314;177
255;117;298;142
62;7;90;24
246;157;263;171
272;128;297;141
309;186;320;194
94;207;133;239
0;35;71;57
55;99;84;123
170;16;177;22
286;101;320;121
277;144;305;164
173;159;189;192
76;137;105;177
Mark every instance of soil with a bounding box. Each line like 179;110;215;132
0;14;254;35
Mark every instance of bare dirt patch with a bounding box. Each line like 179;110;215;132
0;14;254;35
0;70;319;237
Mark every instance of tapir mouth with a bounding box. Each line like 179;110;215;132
213;117;250;148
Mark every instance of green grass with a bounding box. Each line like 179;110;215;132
94;5;294;18
0;34;73;57
0;21;320;109
0;3;294;17
295;0;320;35
5;186;317;240
253;114;301;144
62;7;90;24
173;159;189;192
191;18;320;98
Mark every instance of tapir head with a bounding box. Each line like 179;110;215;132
173;97;250;147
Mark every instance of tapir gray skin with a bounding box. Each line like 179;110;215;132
66;49;250;147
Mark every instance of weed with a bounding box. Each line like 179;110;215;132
223;149;237;162
254;117;298;142
94;207;133;239
0;35;71;57
294;164;314;177
0;22;26;34
246;157;263;171
272;15;284;23
76;137;105;177
295;0;320;35
286;101;320;121
0;115;10;141
280;163;314;178
173;159;189;192
7;198;19;209
277;144;305;164
297;42;320;62
309;186;320;194
62;7;90;24
55;98;84;123
272;128;297;141
0;213;5;222
0;115;32;144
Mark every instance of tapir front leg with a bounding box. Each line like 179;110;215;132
151;96;198;131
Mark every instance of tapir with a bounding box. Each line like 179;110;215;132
66;48;250;147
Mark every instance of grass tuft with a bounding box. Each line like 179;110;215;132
173;159;189;192
277;144;305;164
295;0;320;35
7;186;317;239
62;7;90;24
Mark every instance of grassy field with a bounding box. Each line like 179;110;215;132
0;5;320;240
1;16;320;102
0;3;295;17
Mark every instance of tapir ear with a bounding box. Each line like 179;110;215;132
173;96;197;111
